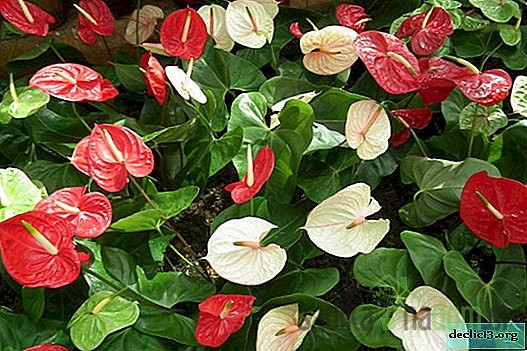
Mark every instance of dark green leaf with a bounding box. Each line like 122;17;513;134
349;305;402;349
135;305;197;346
21;287;45;322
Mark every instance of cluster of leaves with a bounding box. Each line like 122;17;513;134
0;0;526;350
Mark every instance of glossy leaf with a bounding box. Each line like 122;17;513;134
0;87;49;121
350;305;401;349
0;168;44;221
459;103;507;135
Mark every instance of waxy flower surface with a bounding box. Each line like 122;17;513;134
389;286;468;351
198;4;235;52
225;145;274;204
161;8;208;60
345;100;391;160
34;186;112;239
29;63;118;102
460;171;527;248
390;108;433;146
304;183;390;258
0;0;55;37
0;211;90;288
226;0;274;49
195;294;256;347
396;7;453;56
336;4;368;33
71;124;154;193
25;345;69;351
205;217;286;285
166;62;207;104
453;68;512;106
140;52;168;106
300;25;358;76
256;304;319;351
75;0;115;46
124;5;164;45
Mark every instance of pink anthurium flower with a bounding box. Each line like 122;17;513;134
460;171;527;248
140;52;168;106
336;4;369;33
34;186;112;239
0;0;55;37
225;145;275;204
71;124;154;193
396;7;453;56
354;31;420;95
124;5;164;45
195;294;256;347
74;0;115;46
0;211;90;288
390;108;432;147
25;345;69;351
289;22;303;39
161;8;208;61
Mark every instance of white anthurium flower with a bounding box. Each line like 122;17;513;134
204;217;287;286
125;5;164;45
300;25;359;76
257;304;319;351
345;100;390;160
166;59;207;104
226;0;274;49
198;4;235;52
254;0;280;18
388;286;468;351
269;91;320;129
304;183;390;258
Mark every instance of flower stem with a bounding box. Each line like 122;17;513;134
9;73;18;102
49;42;66;63
102;37;113;61
71;103;92;132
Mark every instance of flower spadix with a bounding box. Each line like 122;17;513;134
388;286;468;351
0;0;55;37
0;211;90;288
198;4;234;52
74;0;115;46
256;304;319;351
460;171;527;248
304;183;390;258
300;25;359;76
345;100;391;160
161;8;208;60
166;59;207;104
205;217;286;285
226;0;274;49
125;5;164;45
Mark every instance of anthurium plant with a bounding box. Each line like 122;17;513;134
0;0;526;350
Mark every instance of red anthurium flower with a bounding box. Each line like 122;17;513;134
0;211;90;288
34;186;112;239
140;52;168;106
396;7;453;56
160;8;207;61
336;4;369;33
289;22;303;39
225;145;275;204
417;57;471;105
354;31;420;95
0;0;55;37
453;68;512;107
25;344;69;351
195;294;256;348
460;171;527;248
71;124;154;193
390;108;432;146
29;63;118;102
74;0;115;46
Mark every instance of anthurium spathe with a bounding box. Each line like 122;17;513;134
140;52;168;106
160;8;208;61
225;145;274;204
198;4;235;52
0;167;45;222
205;217;287;285
195;294;256;347
71;124;154;193
390;108;432;147
226;0;274;49
256;304;319;351
395;7;454;56
29;63;119;102
0;0;55;37
460;171;527;248
336;4;369;33
166;60;207;104
289;22;303;39
34;186;112;239
124;5;164;45
388;286;468;351
300;25;359;76
354;31;420;95
74;0;115;46
0;211;90;288
25;345;69;351
304;183;390;258
345;100;391;160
